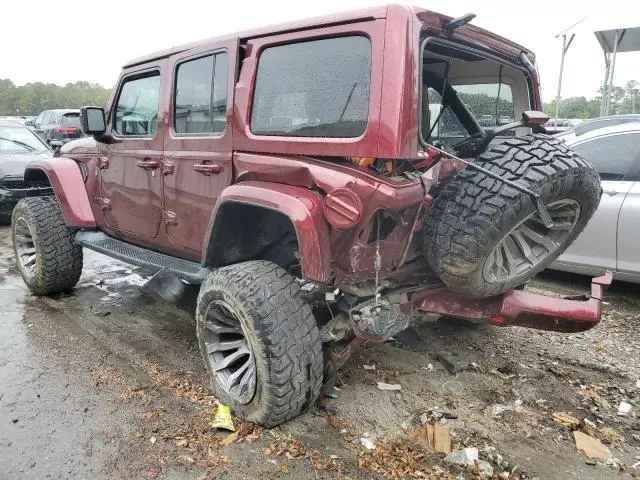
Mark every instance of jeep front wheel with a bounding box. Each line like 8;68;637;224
11;196;83;295
196;260;323;427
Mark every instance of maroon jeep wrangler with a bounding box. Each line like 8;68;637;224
12;5;609;426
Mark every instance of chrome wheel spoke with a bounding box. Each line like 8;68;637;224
214;347;251;372
519;224;556;252
14;218;38;279
510;231;534;264
14;233;33;244
202;300;257;405
494;243;506;275
206;339;245;354
22;254;36;267
205;321;241;335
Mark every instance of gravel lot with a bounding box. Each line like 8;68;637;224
1;225;638;479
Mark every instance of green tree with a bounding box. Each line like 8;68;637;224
0;79;112;116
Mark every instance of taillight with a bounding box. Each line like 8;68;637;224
56;126;78;135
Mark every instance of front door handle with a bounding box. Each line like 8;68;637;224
193;163;221;175
136;159;161;170
603;190;619;196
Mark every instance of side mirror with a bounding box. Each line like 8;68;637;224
80;106;106;135
24;120;35;127
49;140;63;150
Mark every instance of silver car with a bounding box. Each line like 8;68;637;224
551;122;640;282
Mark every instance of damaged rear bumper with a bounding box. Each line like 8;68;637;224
413;273;613;333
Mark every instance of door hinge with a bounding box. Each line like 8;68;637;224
163;161;175;175
98;156;109;169
163;210;177;225
92;197;111;210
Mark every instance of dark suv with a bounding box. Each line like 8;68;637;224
30;109;84;146
12;5;608;427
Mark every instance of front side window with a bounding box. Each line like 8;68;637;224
572;133;640;181
174;52;228;135
251;36;371;138
114;73;161;137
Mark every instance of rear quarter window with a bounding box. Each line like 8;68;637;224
250;36;371;138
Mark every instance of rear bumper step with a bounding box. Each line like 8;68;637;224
75;231;210;284
412;273;613;333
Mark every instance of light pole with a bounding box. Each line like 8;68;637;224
554;17;587;122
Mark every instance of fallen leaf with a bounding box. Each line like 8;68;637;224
149;436;157;445
574;431;612;460
178;455;195;464
553;412;580;428
598;427;624;444
176;438;188;447
220;431;239;446
583;388;611;410
280;466;289;474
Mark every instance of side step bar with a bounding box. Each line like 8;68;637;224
75;231;210;284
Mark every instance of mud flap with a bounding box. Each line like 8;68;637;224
349;298;411;342
141;268;187;305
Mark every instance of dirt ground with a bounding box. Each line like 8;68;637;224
1;224;639;480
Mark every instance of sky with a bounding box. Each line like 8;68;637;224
2;0;639;102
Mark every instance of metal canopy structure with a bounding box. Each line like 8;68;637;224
595;27;640;116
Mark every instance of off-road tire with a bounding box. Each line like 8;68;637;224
196;260;323;427
423;134;601;298
11;196;83;295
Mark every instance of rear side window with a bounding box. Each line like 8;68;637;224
572;132;640;181
113;73;161;137
174;52;228;135
251;36;371;138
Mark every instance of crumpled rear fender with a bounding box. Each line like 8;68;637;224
24;158;96;228
203;181;331;283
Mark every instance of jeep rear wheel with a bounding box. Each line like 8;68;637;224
196;260;323;427
423;134;601;298
11;196;83;295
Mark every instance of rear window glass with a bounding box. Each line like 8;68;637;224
454;83;514;128
251;36;371;138
61;114;81;126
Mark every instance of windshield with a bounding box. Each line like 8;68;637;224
420;39;531;146
0;125;48;152
61;113;81;127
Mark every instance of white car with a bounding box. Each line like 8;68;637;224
550;122;640;282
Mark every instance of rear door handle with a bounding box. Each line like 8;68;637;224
193;163;221;175
136;159;161;170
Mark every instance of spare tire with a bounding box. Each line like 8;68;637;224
422;134;601;298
